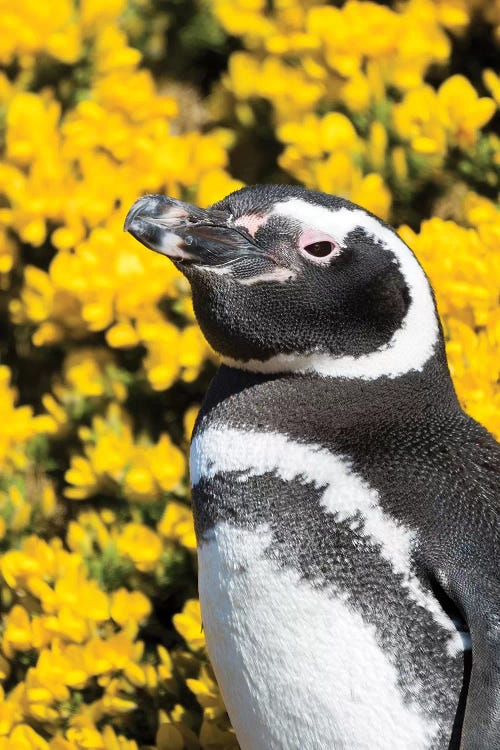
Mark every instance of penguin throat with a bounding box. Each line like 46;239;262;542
220;314;441;380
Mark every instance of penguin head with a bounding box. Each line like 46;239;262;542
125;185;441;379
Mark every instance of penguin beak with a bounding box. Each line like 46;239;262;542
124;194;260;266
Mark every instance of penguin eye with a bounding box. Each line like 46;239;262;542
298;230;339;264
303;241;335;258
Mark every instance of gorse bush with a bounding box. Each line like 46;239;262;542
0;0;498;748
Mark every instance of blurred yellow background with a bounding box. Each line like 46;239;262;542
0;1;499;748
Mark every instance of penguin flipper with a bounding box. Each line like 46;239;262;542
458;607;500;748
447;421;500;749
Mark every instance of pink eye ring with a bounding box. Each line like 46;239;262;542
298;229;339;264
303;240;336;258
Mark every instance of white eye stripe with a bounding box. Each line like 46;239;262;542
222;198;440;380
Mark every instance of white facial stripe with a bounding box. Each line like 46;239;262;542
195;265;295;284
199;523;439;750
191;426;465;656
195;264;233;276
239;268;297;285
223;198;439;380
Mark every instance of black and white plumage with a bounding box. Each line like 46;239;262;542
125;185;500;750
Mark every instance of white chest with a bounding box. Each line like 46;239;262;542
191;426;460;750
199;522;441;750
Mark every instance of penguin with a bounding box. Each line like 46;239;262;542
125;185;500;750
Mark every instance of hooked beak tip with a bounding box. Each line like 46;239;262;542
124;194;194;232
124;195;200;261
124;197;143;232
124;194;262;270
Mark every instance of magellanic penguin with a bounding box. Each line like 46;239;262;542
125;185;500;750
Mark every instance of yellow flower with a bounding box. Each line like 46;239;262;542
1;535;57;589
66;520;93;556
187;664;227;720
115;523;163;572
106;322;140;349
391;146;409;183
33;641;90;695
65;405;132;497
183;405;200;441
8;54;235;386
463;192;500;227
156;705;200;750
437;75;496;149
173;599;205;652
64;349;126;400
279;112;360;159
83;627;143;680
0;0;81;65
41;606;90;645
110;589;152;626
158;502;197;551
226;52;324;120
0;686;21;737
5;92;63;241
80;0;127;30
100;677;137;715
197;170;245;209
214;0;274;39
423;0;471;31
483;69;500;107
368;122;388;171
156;645;174;683
64;456;100;500
0;366;56;475
47;22;81;64
0;654;9;683
0;724;49;750
1;477;57;538
123;455;156;498
393;85;447;156
101;725;138;750
65;727;105;750
52;570;110;624
65;405;186;501
0;227;17;276
446;320;500;438
0;0;498;746
399;212;499;437
2;605;33;656
149;434;186;492
400;218;497;322
340;72;371;112
140;318;181;391
351;174;392;222
0;485;29;532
